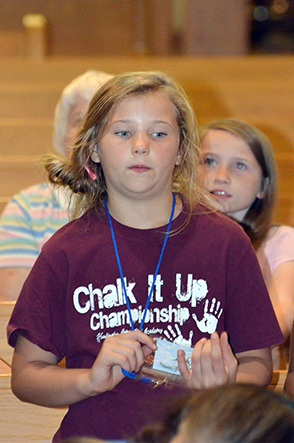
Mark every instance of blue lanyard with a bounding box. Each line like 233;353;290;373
105;193;176;331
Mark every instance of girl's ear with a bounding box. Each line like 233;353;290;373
175;146;183;166
91;144;100;163
175;154;182;166
257;177;269;199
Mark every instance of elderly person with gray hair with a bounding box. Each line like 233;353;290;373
0;70;113;301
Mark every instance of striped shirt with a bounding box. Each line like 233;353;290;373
0;183;70;268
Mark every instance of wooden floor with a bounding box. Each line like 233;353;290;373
0;55;294;224
0;55;294;441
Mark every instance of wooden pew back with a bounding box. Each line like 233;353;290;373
0;56;293;225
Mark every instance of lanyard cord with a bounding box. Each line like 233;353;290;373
105;193;176;331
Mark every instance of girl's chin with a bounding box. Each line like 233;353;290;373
212;199;228;214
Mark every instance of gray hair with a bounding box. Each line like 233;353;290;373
53;70;113;155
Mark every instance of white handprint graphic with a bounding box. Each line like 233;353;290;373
192;279;208;305
192;298;223;333
164;324;193;346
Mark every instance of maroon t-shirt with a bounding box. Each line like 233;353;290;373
7;204;283;441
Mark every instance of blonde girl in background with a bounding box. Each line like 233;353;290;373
199;118;294;369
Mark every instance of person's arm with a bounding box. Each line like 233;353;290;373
284;322;294;398
0;193;39;301
11;331;157;408
265;261;294;339
0;268;31;301
235;347;272;386
257;239;294;339
177;332;272;389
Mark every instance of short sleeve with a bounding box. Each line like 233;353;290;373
264;225;294;274
7;251;68;361
0;183;70;268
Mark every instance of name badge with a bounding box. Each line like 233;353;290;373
140;338;193;386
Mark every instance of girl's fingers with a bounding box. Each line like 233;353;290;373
191;337;209;380
180;333;236;389
100;331;156;373
210;332;230;384
178;338;207;387
102;341;142;373
177;349;189;379
90;331;157;393
125;330;157;352
220;331;238;382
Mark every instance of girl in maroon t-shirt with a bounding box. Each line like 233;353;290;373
8;72;283;441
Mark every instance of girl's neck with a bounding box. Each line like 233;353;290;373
105;193;182;229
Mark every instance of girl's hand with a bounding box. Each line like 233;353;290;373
11;332;156;407
177;331;238;389
85;330;157;395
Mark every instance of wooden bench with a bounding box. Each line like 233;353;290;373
0;157;47;201
0;121;53;156
0;86;60;119
270;369;288;393
0;55;293;226
0;302;15;365
0;302;66;442
0;375;67;443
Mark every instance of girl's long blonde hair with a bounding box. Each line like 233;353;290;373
44;71;208;219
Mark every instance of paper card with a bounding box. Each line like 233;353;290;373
153;338;193;376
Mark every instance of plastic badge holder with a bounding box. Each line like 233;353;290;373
140;338;193;387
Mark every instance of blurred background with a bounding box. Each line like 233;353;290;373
0;0;293;225
0;0;293;57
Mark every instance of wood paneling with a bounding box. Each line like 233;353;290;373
0;55;293;224
183;0;250;55
0;0;172;56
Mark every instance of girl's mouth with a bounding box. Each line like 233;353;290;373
129;165;151;173
211;190;231;197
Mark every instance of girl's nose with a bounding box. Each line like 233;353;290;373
132;133;149;155
214;165;230;183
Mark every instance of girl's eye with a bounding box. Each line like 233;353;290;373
202;157;216;166
235;162;246;170
152;131;166;138
116;130;130;137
